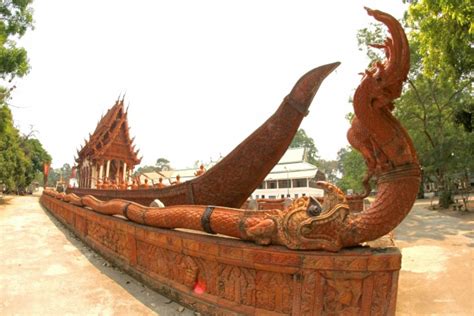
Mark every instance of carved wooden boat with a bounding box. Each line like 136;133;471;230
41;190;401;315
63;6;420;253
68;62;340;207
43;8;413;315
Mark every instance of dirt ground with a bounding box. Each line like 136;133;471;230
0;194;194;316
0;194;472;315
395;199;473;315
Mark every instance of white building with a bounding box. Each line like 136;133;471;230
138;148;324;199
138;168;196;185
251;147;325;199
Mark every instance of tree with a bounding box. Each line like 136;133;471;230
46;168;59;187
20;137;51;187
317;159;338;183
335;147;367;194
0;103;51;192
0;0;33;80
155;157;171;171
405;0;473;82
0;2;52;192
405;0;473;136
0;104;28;192
395;74;473;207
290;129;319;165
356;0;473;208
135;165;158;175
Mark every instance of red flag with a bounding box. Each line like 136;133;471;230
43;162;50;187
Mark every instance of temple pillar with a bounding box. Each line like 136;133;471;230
83;166;87;188
81;166;85;188
106;160;111;180
87;166;91;188
123;162;127;182
99;164;104;181
91;165;98;189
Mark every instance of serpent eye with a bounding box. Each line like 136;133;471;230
307;197;322;216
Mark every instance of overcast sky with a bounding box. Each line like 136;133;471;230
9;0;407;169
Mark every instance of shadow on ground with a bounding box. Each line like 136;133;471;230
39;203;195;316
395;201;474;245
0;196;12;206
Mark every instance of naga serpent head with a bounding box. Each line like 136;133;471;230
268;8;419;252
274;183;350;251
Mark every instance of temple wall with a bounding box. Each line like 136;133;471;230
40;194;400;315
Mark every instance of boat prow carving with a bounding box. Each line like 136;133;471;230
69;62;340;208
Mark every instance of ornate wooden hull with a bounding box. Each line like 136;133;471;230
68;62;340;208
41;193;401;315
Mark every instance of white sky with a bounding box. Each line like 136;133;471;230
9;0;407;169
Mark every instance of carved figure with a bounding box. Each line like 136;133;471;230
102;179;110;190
171;175;181;185
45;8;419;252
194;164;206;176
110;180;119;189
119;181;127;190
155;177;166;189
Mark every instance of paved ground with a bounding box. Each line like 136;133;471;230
0;194;194;316
1;194;472;315
395;199;473;315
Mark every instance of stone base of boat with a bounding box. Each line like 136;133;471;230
40;194;401;316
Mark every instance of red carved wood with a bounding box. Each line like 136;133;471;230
69;62;340;207
60;8;419;252
41;194;401;315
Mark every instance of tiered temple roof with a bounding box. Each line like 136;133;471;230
75;98;141;167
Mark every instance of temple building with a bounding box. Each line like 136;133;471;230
251;147;325;199
75;98;141;188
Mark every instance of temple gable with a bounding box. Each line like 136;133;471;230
75;98;141;188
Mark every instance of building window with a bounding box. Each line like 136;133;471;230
269;195;276;199
255;195;259;199
294;194;299;198
278;179;290;188
302;193;306;197
257;182;265;189
261;195;265;199
293;178;307;188
281;194;285;199
267;180;277;189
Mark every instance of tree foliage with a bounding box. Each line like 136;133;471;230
335;147;366;193
0;104;27;190
405;0;473;81
155;157;171;171
0;103;50;192
46;163;71;187
0;0;34;80
317;159;338;183
290;129;319;165
0;1;51;193
134;158;172;176
135;165;158;175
